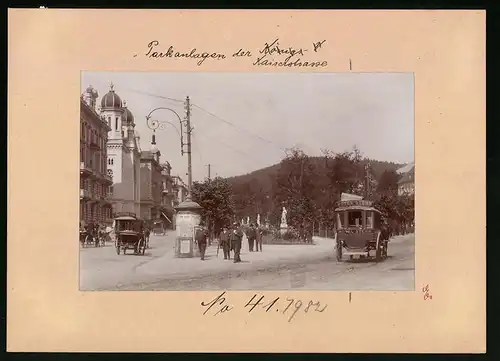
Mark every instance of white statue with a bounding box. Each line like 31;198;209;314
246;216;250;225
241;218;244;225
257;214;261;226
281;207;288;227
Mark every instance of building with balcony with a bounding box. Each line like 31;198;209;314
172;175;188;206
80;86;113;225
139;148;164;224
397;163;415;196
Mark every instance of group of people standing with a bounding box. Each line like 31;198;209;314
194;222;264;263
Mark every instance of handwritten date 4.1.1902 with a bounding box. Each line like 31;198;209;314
244;294;327;322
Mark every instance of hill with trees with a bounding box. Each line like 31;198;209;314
192;145;414;238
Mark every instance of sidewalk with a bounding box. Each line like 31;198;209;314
133;236;334;282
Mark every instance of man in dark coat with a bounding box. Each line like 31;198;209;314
246;223;257;252
195;225;208;261
230;222;244;263
144;227;151;248
219;226;231;260
255;226;263;252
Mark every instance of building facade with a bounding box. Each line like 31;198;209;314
99;84;142;216
160;161;176;229
172;175;188;206
139;149;164;222
397;164;415;196
80;86;113;225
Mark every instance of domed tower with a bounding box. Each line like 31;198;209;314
82;85;99;109
100;82;124;140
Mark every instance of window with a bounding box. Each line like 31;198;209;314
115;117;118;130
366;213;374;228
108;117;111;128
348;211;363;227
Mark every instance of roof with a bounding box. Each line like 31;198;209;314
115;216;137;221
398;166;415;184
123;106;135;125
175;199;202;211
101;83;123;109
335;206;382;213
396;162;415;174
340;192;363;201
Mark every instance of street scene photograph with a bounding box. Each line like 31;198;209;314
79;71;415;291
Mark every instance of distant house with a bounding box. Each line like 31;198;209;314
396;162;414;175
397;164;415;196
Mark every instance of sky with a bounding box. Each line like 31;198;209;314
81;72;414;182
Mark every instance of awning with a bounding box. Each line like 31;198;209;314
161;212;172;224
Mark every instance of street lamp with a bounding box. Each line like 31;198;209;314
144;100;202;258
145;107;184;155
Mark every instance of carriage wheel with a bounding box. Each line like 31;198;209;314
336;238;343;262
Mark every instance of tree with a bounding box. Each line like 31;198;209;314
377;169;400;194
328;145;364;197
272;147;317;236
191;177;235;235
373;192;415;235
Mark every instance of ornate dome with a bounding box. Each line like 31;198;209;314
100;83;123;109
123;106;135;125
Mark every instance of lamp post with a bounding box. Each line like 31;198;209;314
145;97;202;258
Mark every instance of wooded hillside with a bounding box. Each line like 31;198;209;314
225;147;405;225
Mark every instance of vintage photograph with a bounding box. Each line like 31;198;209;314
79;72;415;291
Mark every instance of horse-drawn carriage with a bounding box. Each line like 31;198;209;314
79;229;98;247
334;199;390;262
79;225;101;248
114;212;147;255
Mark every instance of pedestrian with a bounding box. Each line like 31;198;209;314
255;226;263;251
230;222;244;263
195;225;208;261
246;223;257;252
219;226;231;260
144;227;151;248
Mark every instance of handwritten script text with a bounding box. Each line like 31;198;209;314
201;292;328;323
145;40;226;66
141;38;328;68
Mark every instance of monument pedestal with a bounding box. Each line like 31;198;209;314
280;224;288;235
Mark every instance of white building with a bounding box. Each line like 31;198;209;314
99;83;142;216
397;163;415;196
